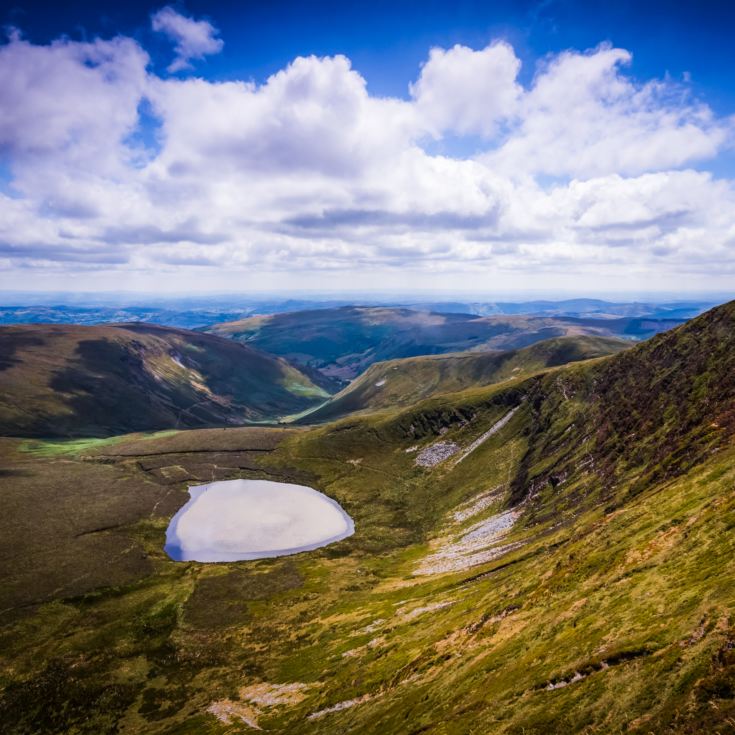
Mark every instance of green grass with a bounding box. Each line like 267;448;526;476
298;335;628;424
20;430;182;457
20;435;125;456
1;302;735;733
281;378;330;399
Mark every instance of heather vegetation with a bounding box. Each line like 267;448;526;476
1;303;734;733
0;323;326;437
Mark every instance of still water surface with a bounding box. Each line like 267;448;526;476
165;479;354;562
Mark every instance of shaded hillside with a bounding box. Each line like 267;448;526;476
1;304;734;734
504;299;735;508
0;323;326;437
300;335;629;424
207;306;681;390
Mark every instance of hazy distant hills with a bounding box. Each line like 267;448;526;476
0;297;714;329
0;323;326;437
400;298;714;320
207;306;685;389
0;305;257;330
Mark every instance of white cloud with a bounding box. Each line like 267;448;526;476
0;34;147;164
146;54;418;180
0;26;733;293
482;44;731;178
151;6;223;73
410;41;522;137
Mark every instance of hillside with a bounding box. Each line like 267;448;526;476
0;323;327;437
207;306;681;390
300;334;629;423
1;303;734;733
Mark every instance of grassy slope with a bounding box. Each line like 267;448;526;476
0;323;327;437
300;335;629;424
207;306;678;389
0;304;734;733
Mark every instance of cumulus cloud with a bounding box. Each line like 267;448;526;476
151;6;223;72
0;25;733;291
146;54;418;179
482;45;731;178
0;34;147;162
411;41;522;137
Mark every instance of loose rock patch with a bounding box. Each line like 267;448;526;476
414;442;460;467
415;508;523;575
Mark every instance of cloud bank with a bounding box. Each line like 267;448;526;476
0;15;733;292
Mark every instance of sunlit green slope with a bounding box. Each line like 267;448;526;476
299;334;628;423
207;306;676;390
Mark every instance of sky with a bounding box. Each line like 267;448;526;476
0;0;734;296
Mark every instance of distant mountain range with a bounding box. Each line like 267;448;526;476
0;297;716;329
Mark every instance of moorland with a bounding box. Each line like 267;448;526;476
1;299;734;734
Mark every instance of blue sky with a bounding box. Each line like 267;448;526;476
0;0;733;294
0;2;729;106
7;1;735;108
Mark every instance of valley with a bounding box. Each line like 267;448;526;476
206;306;680;390
3;2;733;731
1;301;734;733
299;335;628;423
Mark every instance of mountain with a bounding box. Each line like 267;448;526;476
0;297;714;329
299;334;629;424
207;306;681;390
0;322;326;437
404;298;715;320
1;303;734;733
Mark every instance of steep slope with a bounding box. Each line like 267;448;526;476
0;323;326;437
300;335;629;423
207;306;679;389
1;303;734;734
505;299;735;508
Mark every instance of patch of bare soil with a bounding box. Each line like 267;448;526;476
452;488;502;523
453;406;520;465
207;681;313;729
414;404;520;469
308;693;373;720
